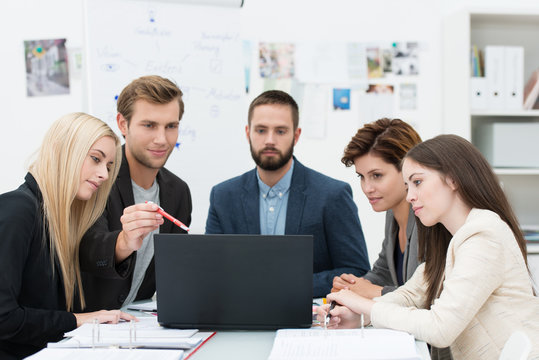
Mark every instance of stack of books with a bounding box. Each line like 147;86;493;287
470;45;484;77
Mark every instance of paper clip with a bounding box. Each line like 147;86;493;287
129;319;137;349
92;318;100;348
361;313;365;338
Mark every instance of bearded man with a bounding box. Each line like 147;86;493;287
205;90;369;297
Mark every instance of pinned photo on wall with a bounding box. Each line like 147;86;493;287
348;43;368;80
301;84;328;139
399;83;417;110
333;88;351;110
24;38;70;97
67;47;83;79
381;48;393;73
243;40;252;93
392;42;419;76
259;42;295;79
367;84;394;94
366;47;382;78
358;84;395;125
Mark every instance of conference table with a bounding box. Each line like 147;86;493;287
125;301;431;360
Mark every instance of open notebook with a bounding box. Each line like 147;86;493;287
268;328;422;360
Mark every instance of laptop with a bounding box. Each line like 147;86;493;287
153;234;313;330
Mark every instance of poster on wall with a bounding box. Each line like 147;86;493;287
333;88;351;110
24;38;70;97
392;42;419;76
400;83;417;110
259;42;295;79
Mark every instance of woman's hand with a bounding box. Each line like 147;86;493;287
325;289;375;326
316;302;364;329
74;310;137;327
332;273;359;292
332;275;383;299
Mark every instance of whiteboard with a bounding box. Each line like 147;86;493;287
84;0;252;232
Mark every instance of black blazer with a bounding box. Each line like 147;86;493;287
0;174;77;360
79;146;192;311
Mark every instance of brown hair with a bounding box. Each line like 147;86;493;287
404;134;528;307
117;75;184;123
342;118;422;169
248;90;299;129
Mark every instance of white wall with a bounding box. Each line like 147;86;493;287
1;0;86;193
1;0;537;264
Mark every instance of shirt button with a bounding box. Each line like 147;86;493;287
262;194;266;198
269;207;274;212
279;192;283;197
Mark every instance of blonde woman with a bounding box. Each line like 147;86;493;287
0;113;136;359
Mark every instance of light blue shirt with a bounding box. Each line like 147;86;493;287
257;160;294;235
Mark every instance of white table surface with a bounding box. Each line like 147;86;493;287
188;329;431;360
124;301;431;360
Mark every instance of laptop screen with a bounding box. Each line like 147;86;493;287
154;234;313;330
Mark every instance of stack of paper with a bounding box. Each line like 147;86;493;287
26;317;207;360
268;328;421;360
51;317;200;349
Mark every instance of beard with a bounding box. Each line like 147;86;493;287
250;140;294;171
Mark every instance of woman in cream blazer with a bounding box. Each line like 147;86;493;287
322;135;539;360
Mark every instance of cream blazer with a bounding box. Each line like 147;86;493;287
371;208;539;360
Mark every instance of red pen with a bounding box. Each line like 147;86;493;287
145;201;190;232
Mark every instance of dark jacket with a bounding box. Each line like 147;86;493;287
363;206;422;295
79;146;192;311
0;174;77;360
205;158;370;297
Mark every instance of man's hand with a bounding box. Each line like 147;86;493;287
115;202;163;262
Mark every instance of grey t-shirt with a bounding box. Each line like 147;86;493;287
123;179;160;306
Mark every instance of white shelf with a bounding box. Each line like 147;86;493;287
443;10;539;229
471;110;539;117
528;243;539;254
495;168;539;175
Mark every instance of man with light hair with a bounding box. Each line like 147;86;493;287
80;75;192;310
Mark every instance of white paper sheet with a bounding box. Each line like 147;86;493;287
64;317;197;339
25;348;184;360
268;328;421;360
127;300;157;312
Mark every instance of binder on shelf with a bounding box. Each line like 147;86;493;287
523;69;539;110
470;77;487;110
504;46;524;110
484;46;505;110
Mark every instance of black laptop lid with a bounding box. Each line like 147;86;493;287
154;234;313;330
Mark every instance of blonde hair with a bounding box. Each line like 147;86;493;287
28;113;121;311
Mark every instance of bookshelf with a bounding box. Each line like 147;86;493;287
443;10;539;255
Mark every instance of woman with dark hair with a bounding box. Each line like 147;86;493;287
320;135;539;360
332;118;422;298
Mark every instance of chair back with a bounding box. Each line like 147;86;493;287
499;331;531;360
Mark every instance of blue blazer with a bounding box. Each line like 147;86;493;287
205;159;370;297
